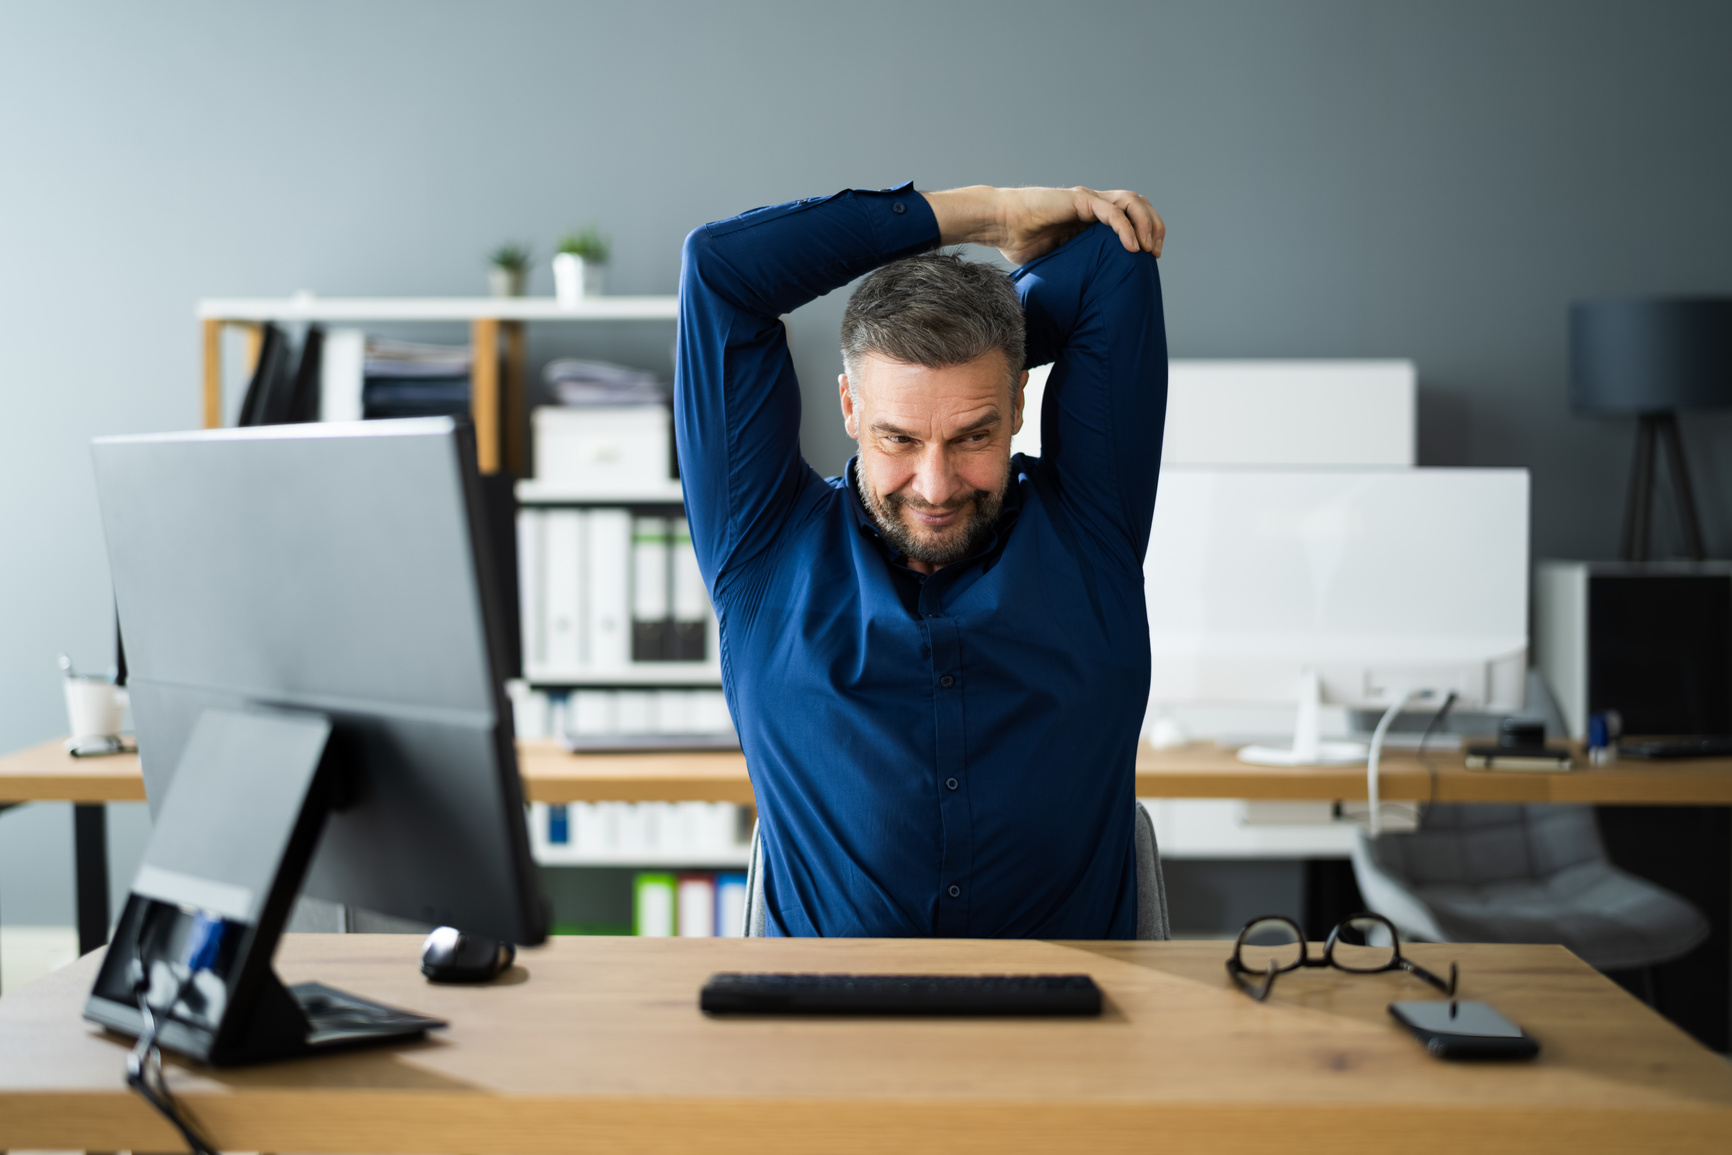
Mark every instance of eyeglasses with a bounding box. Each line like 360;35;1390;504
1226;912;1458;1002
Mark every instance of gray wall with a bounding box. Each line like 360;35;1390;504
3;1;1730;924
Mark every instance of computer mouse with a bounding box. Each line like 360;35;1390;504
420;926;516;983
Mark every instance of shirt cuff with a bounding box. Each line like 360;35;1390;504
858;182;940;260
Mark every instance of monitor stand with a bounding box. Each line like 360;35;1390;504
1238;670;1368;767
84;707;444;1066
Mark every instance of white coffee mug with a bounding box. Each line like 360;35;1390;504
64;676;128;751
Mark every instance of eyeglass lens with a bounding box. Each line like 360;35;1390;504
1237;917;1303;973
1328;914;1399;973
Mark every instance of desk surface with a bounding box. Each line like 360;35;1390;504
7;735;1732;806
1;936;1728;1155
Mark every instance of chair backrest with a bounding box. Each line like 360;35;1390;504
742;814;768;937
1134;800;1171;941
1358;803;1608;889
739;802;1170;940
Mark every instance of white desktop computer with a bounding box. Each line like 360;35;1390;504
1143;466;1530;831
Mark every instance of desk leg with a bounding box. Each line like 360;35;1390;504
1598;805;1731;1053
74;804;110;955
1302;859;1365;940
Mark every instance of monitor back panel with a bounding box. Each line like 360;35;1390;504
91;420;539;942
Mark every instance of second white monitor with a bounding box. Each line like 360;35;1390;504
1144;467;1530;714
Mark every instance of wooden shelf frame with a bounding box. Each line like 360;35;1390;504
196;295;679;475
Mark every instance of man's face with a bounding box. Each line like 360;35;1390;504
839;351;1027;574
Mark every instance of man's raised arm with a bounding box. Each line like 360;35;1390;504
923;185;1168;560
674;186;940;589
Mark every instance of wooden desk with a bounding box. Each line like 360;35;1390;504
0;739;147;804
10;736;1732;959
1134;741;1732;805
1;936;1727;1154
10;736;1732;808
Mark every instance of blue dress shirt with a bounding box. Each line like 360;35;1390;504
675;184;1167;938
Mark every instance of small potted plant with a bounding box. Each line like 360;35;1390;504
487;242;531;297
553;225;610;305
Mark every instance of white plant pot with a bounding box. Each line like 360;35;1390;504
553;253;605;305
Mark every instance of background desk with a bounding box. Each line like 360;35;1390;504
2;936;1728;1154
9;736;1732;954
13;736;1732;809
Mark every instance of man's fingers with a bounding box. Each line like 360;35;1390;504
1103;190;1163;254
1133;199;1165;257
1075;187;1139;253
1130;198;1160;254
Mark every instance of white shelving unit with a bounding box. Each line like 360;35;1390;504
196;295;679;322
195;294;679;475
529;801;750;869
515;482;688;505
522;666;722;688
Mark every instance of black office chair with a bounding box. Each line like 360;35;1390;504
741;801;1171;939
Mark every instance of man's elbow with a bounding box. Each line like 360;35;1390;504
680;226;717;291
1094;230;1160;306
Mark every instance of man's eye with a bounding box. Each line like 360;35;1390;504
888;435;915;445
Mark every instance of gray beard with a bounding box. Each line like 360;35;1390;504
856;469;1005;568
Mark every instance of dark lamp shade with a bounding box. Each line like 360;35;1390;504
1569;298;1732;414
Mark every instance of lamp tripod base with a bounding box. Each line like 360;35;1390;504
1624;412;1707;562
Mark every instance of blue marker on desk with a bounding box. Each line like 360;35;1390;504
1588;709;1622;765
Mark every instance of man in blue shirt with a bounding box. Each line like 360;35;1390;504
676;184;1166;938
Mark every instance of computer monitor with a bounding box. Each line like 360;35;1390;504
1144;467;1530;764
82;418;545;1065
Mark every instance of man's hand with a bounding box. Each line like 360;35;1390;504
922;185;1165;265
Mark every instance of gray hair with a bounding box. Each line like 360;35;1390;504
840;251;1025;403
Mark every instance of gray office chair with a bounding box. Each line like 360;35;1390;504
1351;803;1708;973
741;801;1171;940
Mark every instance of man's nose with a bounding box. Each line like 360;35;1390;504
908;445;961;508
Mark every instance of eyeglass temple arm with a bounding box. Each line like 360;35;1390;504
1224;958;1282;1001
1407;958;1459;996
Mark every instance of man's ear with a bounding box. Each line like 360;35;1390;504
839;373;859;440
1010;369;1030;436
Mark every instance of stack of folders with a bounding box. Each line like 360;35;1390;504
359;338;472;419
634;871;750;938
531;800;749;865
518;509;717;678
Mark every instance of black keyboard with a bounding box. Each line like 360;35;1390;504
1620;736;1732;760
699;972;1102;1016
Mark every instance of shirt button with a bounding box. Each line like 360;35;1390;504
940;674;955;688
892;201;906;214
946;777;959;791
948;884;961;898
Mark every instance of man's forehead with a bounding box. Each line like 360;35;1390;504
853;352;1014;420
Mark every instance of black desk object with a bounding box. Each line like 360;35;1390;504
701;972;1103;1016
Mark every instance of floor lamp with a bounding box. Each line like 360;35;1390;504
1570;298;1732;562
